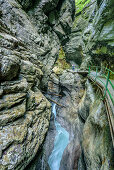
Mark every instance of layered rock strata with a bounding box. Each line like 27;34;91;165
0;0;75;169
65;0;114;70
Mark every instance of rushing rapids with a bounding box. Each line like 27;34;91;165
48;104;69;170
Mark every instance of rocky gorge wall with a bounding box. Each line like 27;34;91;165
22;69;86;170
0;0;75;169
48;70;113;170
0;0;113;169
65;0;114;169
78;80;113;170
65;0;114;70
24;68;113;170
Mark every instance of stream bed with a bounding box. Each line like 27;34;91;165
48;104;69;170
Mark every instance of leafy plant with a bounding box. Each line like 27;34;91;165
75;0;91;14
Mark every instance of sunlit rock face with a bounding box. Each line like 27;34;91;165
0;0;75;169
65;0;114;70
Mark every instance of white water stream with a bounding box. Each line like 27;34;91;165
48;104;69;170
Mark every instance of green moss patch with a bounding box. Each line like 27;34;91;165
75;0;91;14
95;46;108;54
55;47;70;70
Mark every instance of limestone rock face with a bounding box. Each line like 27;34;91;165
65;0;114;70
0;0;75;88
0;51;51;170
64;0;97;67
0;0;75;169
82;101;112;170
0;79;51;170
77;80;113;170
26;69;85;170
0;55;20;81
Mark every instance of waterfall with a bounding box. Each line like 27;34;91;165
48;103;69;170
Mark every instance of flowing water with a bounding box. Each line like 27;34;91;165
48;104;69;170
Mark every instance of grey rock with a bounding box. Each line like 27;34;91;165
0;0;75;169
0;55;20;81
67;0;114;69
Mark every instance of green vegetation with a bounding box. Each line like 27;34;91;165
75;0;91;14
59;46;65;59
73;0;91;28
95;46;108;54
55;47;70;70
94;46;114;59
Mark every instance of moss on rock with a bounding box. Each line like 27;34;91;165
54;47;70;72
75;0;91;14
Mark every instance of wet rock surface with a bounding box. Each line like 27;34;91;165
25;70;86;170
65;0;114;70
0;65;51;170
0;0;75;86
28;70;113;170
0;0;75;169
0;0;114;169
77;80;114;170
